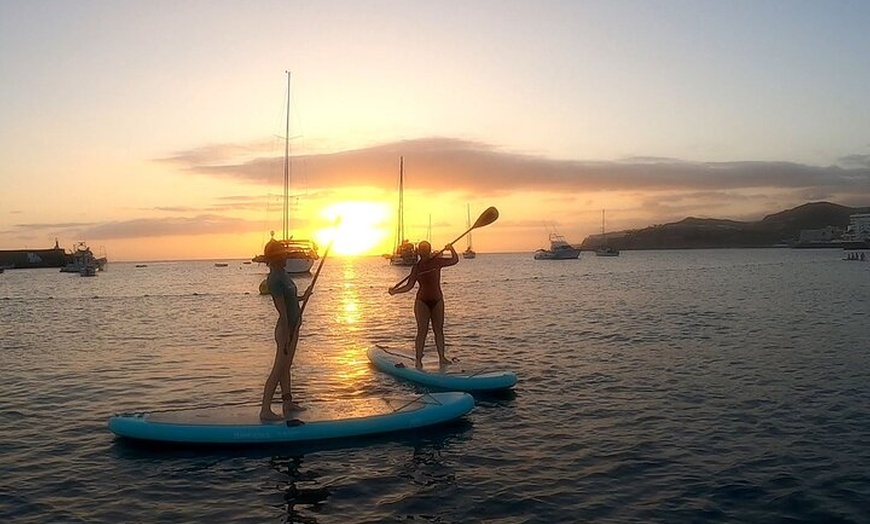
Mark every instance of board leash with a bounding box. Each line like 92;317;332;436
388;393;444;413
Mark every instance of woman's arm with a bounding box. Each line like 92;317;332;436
388;266;418;295
443;243;459;266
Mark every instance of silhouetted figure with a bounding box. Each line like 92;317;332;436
389;241;459;368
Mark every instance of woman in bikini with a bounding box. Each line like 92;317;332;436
388;240;459;369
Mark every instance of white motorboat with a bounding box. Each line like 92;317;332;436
534;233;580;260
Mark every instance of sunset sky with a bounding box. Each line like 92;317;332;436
2;1;870;261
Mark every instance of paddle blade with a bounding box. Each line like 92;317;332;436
472;206;499;229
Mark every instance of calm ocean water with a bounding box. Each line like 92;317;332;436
1;249;868;523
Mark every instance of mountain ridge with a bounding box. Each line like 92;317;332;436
579;201;870;250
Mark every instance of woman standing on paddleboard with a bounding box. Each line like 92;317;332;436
389;241;459;369
260;239;312;421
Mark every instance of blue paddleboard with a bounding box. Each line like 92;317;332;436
367;345;518;392
108;392;474;445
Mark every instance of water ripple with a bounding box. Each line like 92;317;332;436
1;251;869;522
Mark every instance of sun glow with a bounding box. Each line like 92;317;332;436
314;201;391;256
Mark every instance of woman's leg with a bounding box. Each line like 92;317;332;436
260;320;291;420
281;325;306;414
431;300;449;364
413;299;431;368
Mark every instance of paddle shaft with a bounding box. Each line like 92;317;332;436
283;234;336;355
300;241;332;316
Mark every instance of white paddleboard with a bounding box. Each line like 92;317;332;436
108;392;474;445
367;345;517;392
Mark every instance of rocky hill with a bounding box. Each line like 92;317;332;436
579;202;869;250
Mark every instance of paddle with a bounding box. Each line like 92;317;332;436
390;206;499;290
283;219;340;354
300;233;335;316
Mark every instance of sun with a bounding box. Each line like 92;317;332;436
313;201;391;256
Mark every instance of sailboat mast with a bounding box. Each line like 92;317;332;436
396;156;405;250
467;204;473;248
283;71;291;240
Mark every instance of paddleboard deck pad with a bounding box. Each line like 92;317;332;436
367;345;517;392
108;392;474;445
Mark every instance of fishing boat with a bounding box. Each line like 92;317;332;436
390;156;417;266
60;242;107;274
534;232;580;260
462;204;476;259
595;209;620;257
252;71;318;275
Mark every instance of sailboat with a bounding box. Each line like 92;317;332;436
390;156;417;266
595;209;620;257
252;71;319;274
462;204;476;259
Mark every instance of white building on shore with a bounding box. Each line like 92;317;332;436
844;213;870;243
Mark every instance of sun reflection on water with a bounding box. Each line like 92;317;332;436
336;265;361;326
319;262;371;387
331;346;371;388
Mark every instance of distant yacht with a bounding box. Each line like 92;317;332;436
534;232;580;260
60;242;107;275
